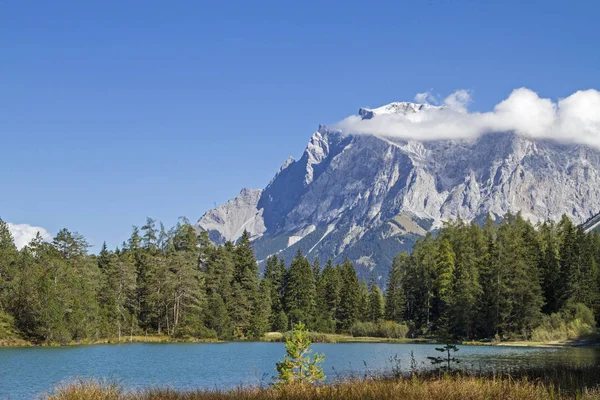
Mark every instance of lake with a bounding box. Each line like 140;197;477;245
0;342;598;399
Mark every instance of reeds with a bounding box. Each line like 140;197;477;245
47;364;600;400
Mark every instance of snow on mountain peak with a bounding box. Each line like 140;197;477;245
359;102;441;120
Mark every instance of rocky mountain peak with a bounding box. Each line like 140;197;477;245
196;102;600;279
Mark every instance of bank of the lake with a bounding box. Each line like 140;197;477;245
49;369;600;400
2;332;596;349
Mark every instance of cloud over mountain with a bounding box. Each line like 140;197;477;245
336;88;600;148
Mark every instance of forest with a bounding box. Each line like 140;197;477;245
0;212;597;344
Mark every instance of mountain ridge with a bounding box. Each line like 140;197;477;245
196;102;600;280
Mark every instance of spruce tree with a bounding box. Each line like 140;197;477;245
385;252;408;323
249;279;272;338
284;249;316;327
337;258;360;331
231;230;259;336
264;255;286;331
433;238;455;335
368;272;384;322
313;259;338;333
358;279;370;322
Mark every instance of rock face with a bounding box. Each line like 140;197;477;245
196;102;600;280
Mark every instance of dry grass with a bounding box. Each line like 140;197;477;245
46;370;600;400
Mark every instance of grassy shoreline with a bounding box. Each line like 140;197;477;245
1;332;597;349
47;364;600;400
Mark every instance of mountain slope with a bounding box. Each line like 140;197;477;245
196;102;600;280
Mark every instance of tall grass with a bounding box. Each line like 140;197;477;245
47;364;600;400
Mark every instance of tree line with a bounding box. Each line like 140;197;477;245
0;212;597;344
385;213;599;340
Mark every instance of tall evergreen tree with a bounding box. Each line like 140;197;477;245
284;249;316;327
337;259;360;331
230;230;259;336
264;255;286;331
385;252;408;323
368;272;384;322
433;238;455;335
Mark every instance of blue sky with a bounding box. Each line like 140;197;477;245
2;0;599;250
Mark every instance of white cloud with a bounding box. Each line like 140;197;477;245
414;89;438;105
7;223;52;250
335;87;600;149
443;89;471;113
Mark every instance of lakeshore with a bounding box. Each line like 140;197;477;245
1;332;598;349
47;364;600;400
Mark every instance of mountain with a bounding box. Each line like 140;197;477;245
196;101;600;281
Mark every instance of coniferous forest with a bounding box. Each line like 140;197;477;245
0;213;597;345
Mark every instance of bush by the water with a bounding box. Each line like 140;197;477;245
349;321;409;338
274;322;325;386
531;303;596;342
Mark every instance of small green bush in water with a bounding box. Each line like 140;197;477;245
274;322;325;385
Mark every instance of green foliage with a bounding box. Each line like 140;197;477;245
349;320;409;338
274;322;325;385
531;302;596;342
272;310;289;332
398;213;594;341
337;258;360;331
284;249;316;327
0;211;598;345
385;252;407;323
0;309;20;340
367;273;384;323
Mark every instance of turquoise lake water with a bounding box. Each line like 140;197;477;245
0;342;597;399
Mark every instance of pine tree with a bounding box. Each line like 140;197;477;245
538;221;562;314
205;292;232;339
249;279;272;338
433;238;455;335
0;219;18;311
231;230;259;336
284;249;316;327
406;234;437;332
264;255;286;331
385;252;408;323
558;215;579;309
313;259;338;333
274;322;325;385
357;279;370;322
337;258;360;331
447;221;482;339
141;217;158;252
368;272;384;322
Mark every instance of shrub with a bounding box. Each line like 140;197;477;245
377;321;409;338
350;321;409;338
0;310;21;340
274;322;325;386
531;303;596;342
172;318;217;340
